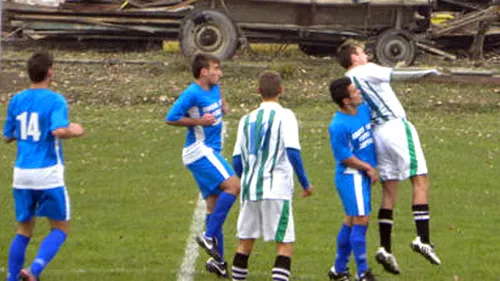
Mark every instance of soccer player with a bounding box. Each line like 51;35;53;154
327;77;377;281
165;53;240;277
231;70;313;281
338;40;441;274
4;51;85;281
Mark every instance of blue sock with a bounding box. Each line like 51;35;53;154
30;229;67;278
205;213;224;260
350;224;369;277
205;192;236;239
334;224;352;273
7;234;30;281
215;228;224;260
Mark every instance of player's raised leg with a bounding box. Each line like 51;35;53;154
410;175;441;265
375;180;401;274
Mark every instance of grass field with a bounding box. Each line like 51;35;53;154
0;47;499;281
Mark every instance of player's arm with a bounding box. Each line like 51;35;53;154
232;155;243;177
220;87;230;115
330;124;377;184
165;91;216;127
283;110;313;197
166;114;216;127
231;117;246;178
4;137;16;143
362;63;439;83
391;69;440;81
3;99;17;143
52;123;85;139
50;97;85;139
341;156;378;184
286;148;313;197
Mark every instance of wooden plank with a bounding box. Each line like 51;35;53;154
12;14;182;25
416;41;457;60
250;0;431;5
5;2;188;18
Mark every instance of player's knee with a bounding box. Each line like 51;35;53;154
49;220;70;234
352;216;369;225
223;177;241;195
277;243;293;257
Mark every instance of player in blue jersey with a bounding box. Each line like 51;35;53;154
3;51;85;281
165;53;240;277
327;77;378;281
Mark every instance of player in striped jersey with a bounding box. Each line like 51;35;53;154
166;54;240;277
4;51;85;281
338;40;441;274
327;77;378;281
231;71;313;281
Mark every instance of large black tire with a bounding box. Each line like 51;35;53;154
299;43;339;57
375;29;417;67
179;9;238;60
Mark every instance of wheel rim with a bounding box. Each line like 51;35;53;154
194;24;223;52
382;37;409;62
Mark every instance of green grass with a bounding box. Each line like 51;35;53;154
0;50;499;280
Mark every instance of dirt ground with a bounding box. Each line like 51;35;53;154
1;41;499;109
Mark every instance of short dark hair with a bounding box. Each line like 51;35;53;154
191;53;220;79
329;77;353;107
337;40;364;69
27;51;53;83
258;70;282;98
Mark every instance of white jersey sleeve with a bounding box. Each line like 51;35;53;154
282;109;301;150
362;63;392;83
233;116;246;157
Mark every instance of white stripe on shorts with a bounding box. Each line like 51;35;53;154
205;149;230;179
353;173;365;215
64;186;71;220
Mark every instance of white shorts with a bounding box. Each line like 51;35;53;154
236;199;295;243
373;118;428;181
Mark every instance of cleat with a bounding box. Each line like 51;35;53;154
196;234;222;262
328;266;351;281
19;269;38;281
411;237;441;265
357;270;376;281
375;247;401;274
206;258;229;278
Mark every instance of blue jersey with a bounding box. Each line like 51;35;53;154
329;104;377;175
3;88;69;189
166;82;224;152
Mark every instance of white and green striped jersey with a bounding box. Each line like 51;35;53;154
233;102;301;201
346;63;407;125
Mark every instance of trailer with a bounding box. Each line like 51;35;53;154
2;0;499;66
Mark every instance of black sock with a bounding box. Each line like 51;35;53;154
378;208;393;253
272;255;291;281
232;252;249;280
413;204;430;243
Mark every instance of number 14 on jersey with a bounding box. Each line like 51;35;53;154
16;112;41;141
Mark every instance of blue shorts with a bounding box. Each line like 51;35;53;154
335;172;371;216
187;151;235;199
13;186;70;222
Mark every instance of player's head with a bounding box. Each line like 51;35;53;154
337;40;368;69
27;51;53;83
329;77;362;108
258;70;282;99
192;53;222;86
